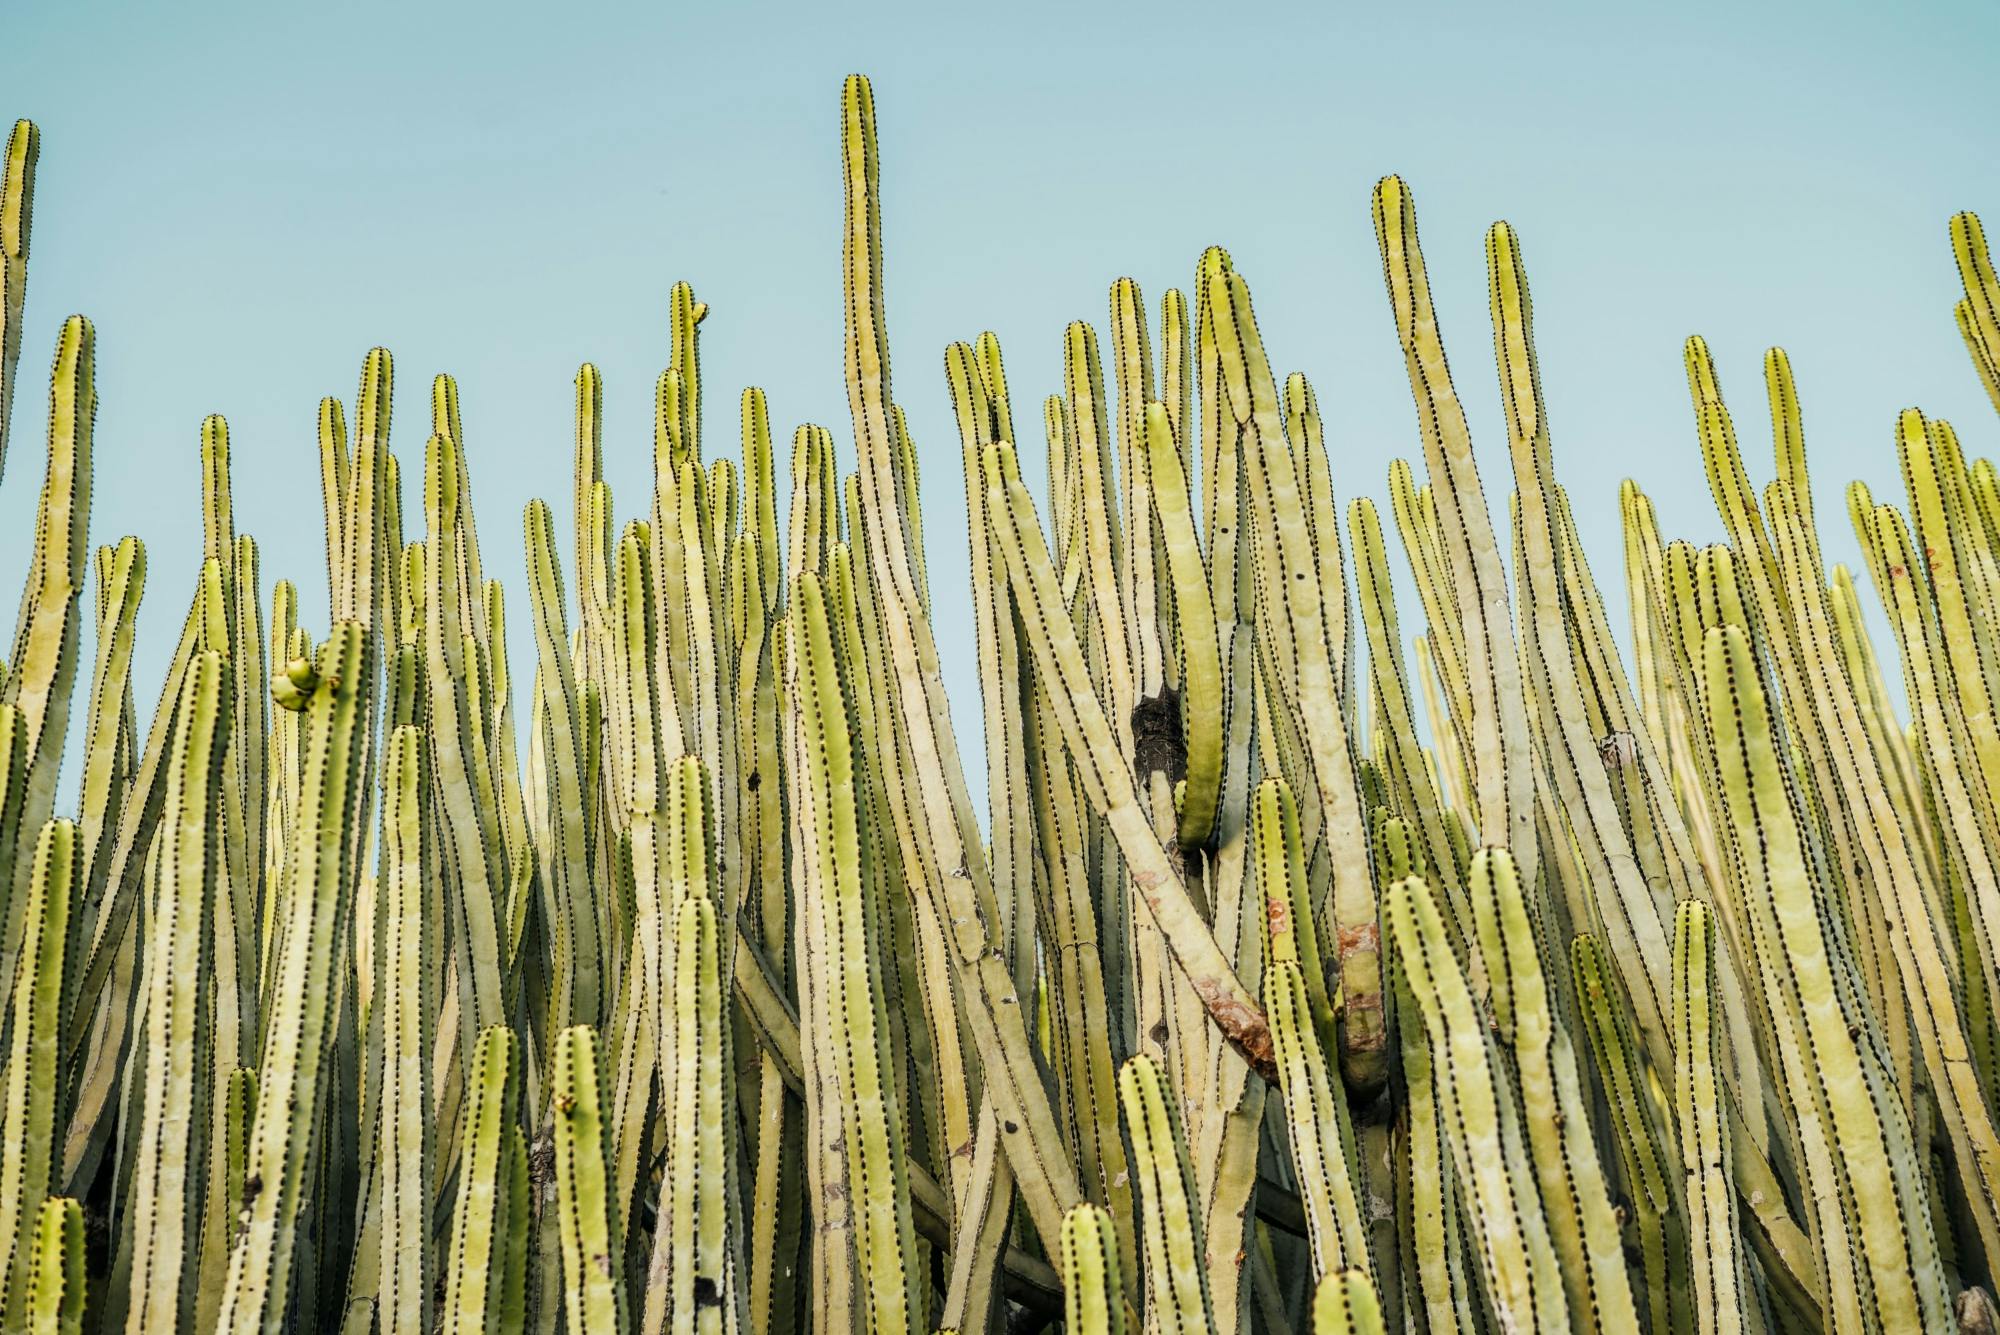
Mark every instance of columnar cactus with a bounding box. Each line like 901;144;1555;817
0;76;1996;1335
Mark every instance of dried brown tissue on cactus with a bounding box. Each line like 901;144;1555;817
0;63;1997;1335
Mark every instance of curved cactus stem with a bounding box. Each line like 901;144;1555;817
1371;176;1538;900
1264;960;1368;1282
1463;847;1638;1331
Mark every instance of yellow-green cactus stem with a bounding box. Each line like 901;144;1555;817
1372;176;1538;891
218;622;370;1335
1674;901;1747;1335
1703;621;1951;1332
123;651;228;1333
1570;933;1688;1334
1384;874;1568;1333
1310;1269;1386;1335
1950;212;2000;413
0;120;35;486
1119;1053;1212;1333
1464;847;1638;1331
24;1196;81;1335
440;1026;525;1335
1264;959;1369;1280
551;1025;624;1335
1057;1203;1126;1335
0;819;74;1331
1;314;92;995
791;569;918;1335
376;726;434;1335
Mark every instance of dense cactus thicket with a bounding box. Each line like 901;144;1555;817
4;73;2000;1334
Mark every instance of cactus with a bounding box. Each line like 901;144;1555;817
25;1197;81;1335
0;820;74;1331
552;1024;625;1335
0;119;35;487
6;69;2000;1335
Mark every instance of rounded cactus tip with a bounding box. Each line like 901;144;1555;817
272;656;320;711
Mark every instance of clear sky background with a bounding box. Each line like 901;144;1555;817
3;0;1996;814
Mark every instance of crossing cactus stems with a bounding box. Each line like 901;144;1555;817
0;71;1995;1335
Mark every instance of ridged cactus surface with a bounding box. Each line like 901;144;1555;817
0;71;1998;1335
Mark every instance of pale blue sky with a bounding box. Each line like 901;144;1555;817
3;1;1996;811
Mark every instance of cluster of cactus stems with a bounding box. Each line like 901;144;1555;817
6;73;2000;1335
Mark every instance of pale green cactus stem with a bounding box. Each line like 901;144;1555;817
655;891;732;1335
525;497;601;1037
0;120;35;486
947;337;1034;1016
1702;621;1951;1332
1199;248;1379;1088
1463;846;1638;1331
25;1197;81;1335
122;650;228;1333
983;440;1276;1080
1119;1053;1213;1333
1569;933;1688;1335
1251;778;1334;1059
195;1067;256;1332
1310;1270;1386;1335
836;73;1084;1252
1383;873;1569;1334
1263;957;1368;1281
376;726;433;1335
790;568;918;1335
0;819;74;1332
1;314;91;994
1371;175;1538;894
440;1026;526;1335
426;431;507;1054
1348;495;1466;925
1144;399;1222;849
1950;212;2000;414
552;1025;624;1335
76;537;144;941
1761;450;2000;1265
1381;908;1477;1335
61;579;202;1188
1057;1203;1127;1335
1673;901;1748;1335
1489;223;1680;1086
218;622;369;1335
575;362;607;676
